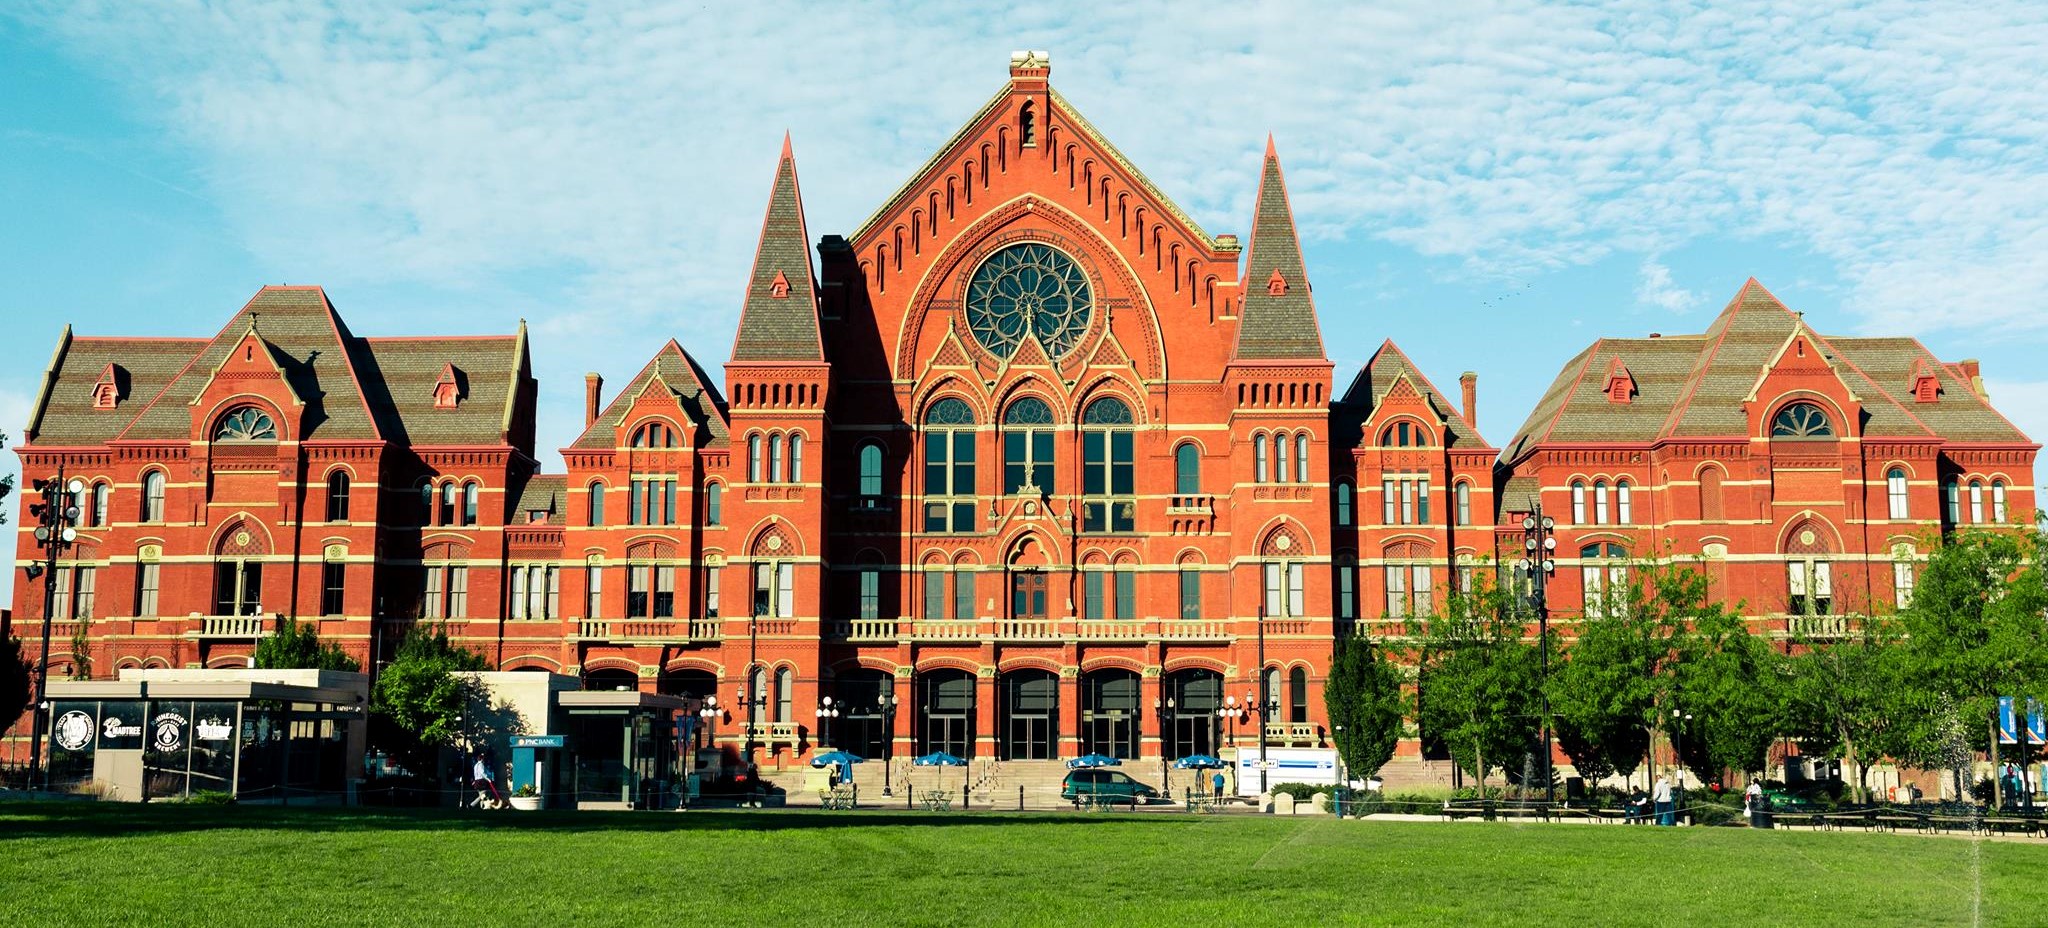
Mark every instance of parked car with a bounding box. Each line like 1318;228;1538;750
1062;769;1159;808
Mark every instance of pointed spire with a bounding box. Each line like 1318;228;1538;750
1233;138;1325;360
731;135;825;362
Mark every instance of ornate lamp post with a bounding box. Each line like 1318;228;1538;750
1670;707;1694;812
1248;685;1279;795
879;693;898;797
25;471;83;790
814;696;839;750
1518;507;1558;804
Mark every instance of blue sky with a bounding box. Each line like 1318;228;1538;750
4;2;2046;601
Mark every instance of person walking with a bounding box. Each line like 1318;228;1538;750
1653;774;1674;826
1212;770;1225;802
1745;779;1764;824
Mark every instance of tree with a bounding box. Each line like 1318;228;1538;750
370;626;490;775
253;617;362;672
1782;619;1914;803
0;634;31;731
1668;598;1783;785
1410;581;1543;791
1324;634;1405;781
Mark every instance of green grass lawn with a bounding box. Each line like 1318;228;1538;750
3;803;2045;927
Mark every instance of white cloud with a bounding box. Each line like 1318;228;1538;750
11;0;2048;454
1635;259;1700;314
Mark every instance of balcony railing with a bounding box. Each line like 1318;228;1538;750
1788;615;1851;639
1166;494;1214;513
740;721;801;749
579;618;723;643
1160;620;1232;641
1075;620;1147;641
829;619;898;641
194;615;273;639
1264;722;1320;747
996;619;1058;641
910;621;979;641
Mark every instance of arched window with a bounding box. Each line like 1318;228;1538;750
1081;398;1135;533
1003;397;1055;495
1771;402;1834;438
703;482;722;526
631;421;676;448
747;434;764;482
1335;482;1354;527
1274;432;1291;484
141;471;166;523
1580;543;1629;618
587;481;605;527
1993;480;2008;522
768;434;785;483
923;398;977;533
1969;480;1985;523
1174;443;1200;496
212;406;277;441
325;472;350;523
1886;468;1909;520
1263;666;1282;714
1455;482;1472;526
1571;481;1587;524
857;442;885;505
1593;480;1609;524
463;481;480;526
1616;480;1632;525
1294;433;1310;483
1944;478;1961;525
91;482;110;527
789;434;805;483
1253;433;1269;482
439;482;457;526
1699;468;1724;521
1289;667;1309;723
775;667;793;723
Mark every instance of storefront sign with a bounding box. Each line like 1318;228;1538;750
54;710;95;752
196;717;234;742
510;735;565;749
153;711;188;753
102;715;143;740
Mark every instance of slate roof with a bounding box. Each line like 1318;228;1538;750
1233;139;1326;361
1502;280;2031;463
1339;340;1488;448
730;135;825;362
513;474;565;523
24;286;532;450
569;340;729;450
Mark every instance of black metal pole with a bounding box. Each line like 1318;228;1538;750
1258;613;1269;796
1525;503;1555;805
745;608;759;769
27;468;69;791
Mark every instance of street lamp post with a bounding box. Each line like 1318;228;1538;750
1518;506;1558;804
879;693;897;797
1257;608;1272;796
814;696;839;750
25;470;82;791
1670;708;1694;814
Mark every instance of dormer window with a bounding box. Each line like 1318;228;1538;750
1604;361;1635;405
769;270;791;299
1911;361;1941;403
1266;269;1287;296
433;363;462;409
92;364;119;409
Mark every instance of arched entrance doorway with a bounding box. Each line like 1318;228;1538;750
657;669;718;753
584;667;639;692
918;669;975;758
1000;669;1059;760
1164;668;1222;760
832;668;895;759
1081;668;1140;759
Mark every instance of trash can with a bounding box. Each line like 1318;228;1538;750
1754;806;1775;829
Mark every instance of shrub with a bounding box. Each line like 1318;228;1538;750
174;790;235;805
1267;782;1328;801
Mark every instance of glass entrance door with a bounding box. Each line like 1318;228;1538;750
1082;669;1141;759
1001;670;1058;760
919;670;975;758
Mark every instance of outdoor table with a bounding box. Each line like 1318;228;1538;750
921;790;953;811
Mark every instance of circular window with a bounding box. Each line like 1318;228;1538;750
213;406;278;441
964;243;1093;359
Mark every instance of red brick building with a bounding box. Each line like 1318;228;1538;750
1497;280;2038;636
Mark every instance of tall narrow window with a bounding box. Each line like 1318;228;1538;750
628;481;643;526
1593;480;1609;524
1382;479;1396;524
1411;565;1433;617
1455;482;1472;526
1254;434;1269;483
748;434;764;482
923;398;977;533
1417;477;1431;524
1385;564;1407;619
775;668;793;723
424;566;445;620
1616;481;1632;525
629;565;650;618
1179;565;1201;620
789;434;805;483
439;482;457;526
212;560;263;617
705;483;723;526
325;472;350;523
653;565;675;618
322;561;346;615
91;483;110;527
450;566;470;619
137;560;160;617
1698;468;1723;521
1944;478;1961;525
1115;567;1136;621
1082;398;1135;533
1275;435;1290;485
663;480;677;525
1400;480;1415;524
858;443;885;504
861;569;882;620
1893;560;1915;607
1571;481;1587;524
1335;482;1354;527
72;566;97;620
1289;667;1309;723
1295;433;1310;483
1084;571;1104;621
586;559;603;619
511;567;528;620
929;569;950;619
1003;398;1056;495
1580;544;1629;619
1969;480;1985;523
1886;469;1909;520
1174;444;1200;496
464;481;480;526
768;435;785;483
954;570;975;620
1336;561;1355;620
142;471;165;523
1993;481;2008;522
703;566;720;618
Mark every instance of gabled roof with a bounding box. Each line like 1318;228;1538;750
849;83;1220;250
26;330;208;446
513;474;565;524
731;135;825;362
118;287;383;442
570;340;729;450
1339;340;1488;447
356;329;529;446
1233;139;1325;361
1502;279;2032;463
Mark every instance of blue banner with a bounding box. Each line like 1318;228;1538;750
1997;697;2046;744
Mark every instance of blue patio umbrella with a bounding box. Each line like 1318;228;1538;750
1068;754;1122;769
1173;754;1225;769
811;750;864;783
912;751;968;799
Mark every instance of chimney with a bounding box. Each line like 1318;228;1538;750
1960;359;1985;397
1460;372;1478;428
584;373;603;427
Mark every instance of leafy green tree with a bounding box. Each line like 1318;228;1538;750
253;617;362;672
1668;598;1783;785
1;634;31;730
370;626;490;775
1782;618;1918;803
66;620;91;680
1324;634;1405;780
1410;582;1543;790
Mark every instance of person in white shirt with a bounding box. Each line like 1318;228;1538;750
1653;774;1674;826
1745;780;1764;823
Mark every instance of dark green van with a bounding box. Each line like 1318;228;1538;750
1061;769;1159;808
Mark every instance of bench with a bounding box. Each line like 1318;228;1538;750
1982;816;2044;837
1440;802;1552;823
